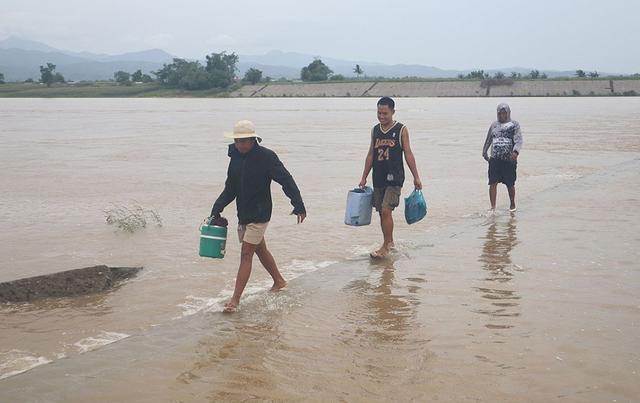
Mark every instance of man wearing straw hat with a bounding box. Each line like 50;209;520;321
210;120;306;313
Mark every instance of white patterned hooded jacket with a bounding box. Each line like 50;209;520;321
482;103;523;161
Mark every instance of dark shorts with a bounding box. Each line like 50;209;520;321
373;186;402;211
488;158;517;187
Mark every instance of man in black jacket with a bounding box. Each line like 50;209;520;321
210;120;306;313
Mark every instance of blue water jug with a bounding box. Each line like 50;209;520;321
344;186;373;226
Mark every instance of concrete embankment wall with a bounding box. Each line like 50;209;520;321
232;82;375;97
230;80;640;98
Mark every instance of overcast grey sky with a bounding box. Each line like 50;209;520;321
1;0;638;72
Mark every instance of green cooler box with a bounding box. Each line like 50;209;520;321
199;224;227;259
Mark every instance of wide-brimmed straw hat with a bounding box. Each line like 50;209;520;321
224;120;262;143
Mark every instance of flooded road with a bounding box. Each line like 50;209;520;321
1;97;639;401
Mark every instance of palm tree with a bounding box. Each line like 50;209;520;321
353;64;364;79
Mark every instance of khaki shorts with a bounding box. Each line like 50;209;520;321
237;222;268;245
373;186;402;211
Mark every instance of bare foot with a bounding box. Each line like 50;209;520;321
223;300;239;313
271;279;287;291
370;246;390;259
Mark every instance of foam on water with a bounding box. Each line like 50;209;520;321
346;239;430;261
177;296;227;317
73;331;130;354
177;259;337;317
462;208;516;220
0;334;130;380
175;242;433;317
0;350;52;380
346;244;376;260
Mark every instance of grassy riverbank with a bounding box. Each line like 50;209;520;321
0;82;233;98
1;78;638;98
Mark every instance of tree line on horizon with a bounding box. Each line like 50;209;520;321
459;69;602;80
0;53;637;90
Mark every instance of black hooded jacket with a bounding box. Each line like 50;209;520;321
210;143;306;225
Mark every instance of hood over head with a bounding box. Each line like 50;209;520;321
497;103;511;123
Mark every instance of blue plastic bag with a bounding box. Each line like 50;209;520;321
404;190;427;224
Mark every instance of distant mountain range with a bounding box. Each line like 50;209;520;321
0;36;176;81
0;36;593;82
237;50;464;79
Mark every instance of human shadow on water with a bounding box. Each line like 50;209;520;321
327;257;431;394
174;258;427;400
174;308;285;399
474;215;521;330
343;257;420;343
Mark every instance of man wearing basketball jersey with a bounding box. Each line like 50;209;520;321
358;97;423;258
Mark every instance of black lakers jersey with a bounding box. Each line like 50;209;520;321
371;121;405;187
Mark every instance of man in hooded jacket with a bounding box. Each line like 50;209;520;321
482;103;523;213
